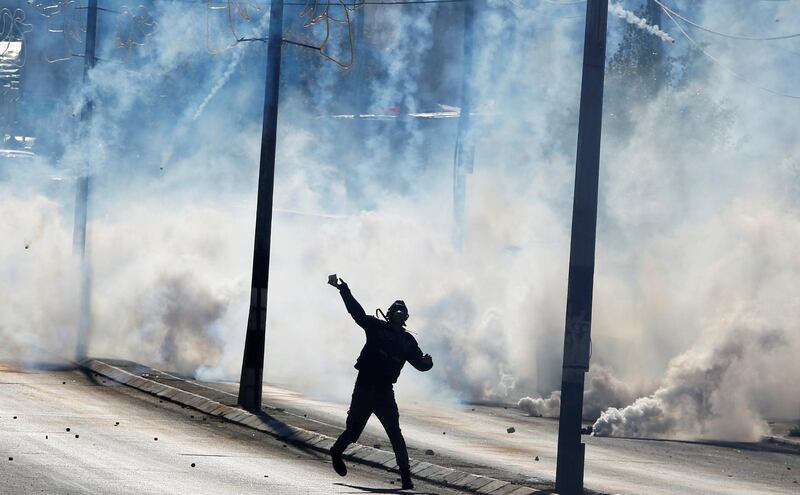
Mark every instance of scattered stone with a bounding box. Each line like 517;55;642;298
115;422;119;426
191;463;196;468
373;444;381;449
303;414;307;418
62;382;66;385
66;428;70;432
75;435;79;439
13;416;17;419
45;435;48;439
535;456;539;461
788;467;792;471
507;427;516;434
282;444;287;448
425;449;435;455
442;431;446;435
471;408;475;411
263;475;268;478
154;437;158;441
8;457;12;461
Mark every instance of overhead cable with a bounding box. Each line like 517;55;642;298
662;7;800;100
655;0;800;41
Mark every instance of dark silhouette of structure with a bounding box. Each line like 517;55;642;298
555;1;609;494
328;275;433;491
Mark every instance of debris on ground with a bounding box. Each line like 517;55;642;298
425;449;435;455
507;427;516;434
373;444;381;449
535;456;539;461
66;428;70;432
191;463;196;468
75;434;79;438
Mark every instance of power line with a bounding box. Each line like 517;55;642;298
661;6;800;100
655;0;800;41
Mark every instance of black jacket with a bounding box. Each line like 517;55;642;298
340;286;433;385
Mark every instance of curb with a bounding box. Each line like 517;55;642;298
83;359;543;495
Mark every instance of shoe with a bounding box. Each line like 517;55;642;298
401;475;414;490
331;450;347;477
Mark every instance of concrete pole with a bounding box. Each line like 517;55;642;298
452;0;479;249
554;1;608;494
74;0;98;360
238;0;285;413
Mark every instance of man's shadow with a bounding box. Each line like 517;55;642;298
333;482;437;494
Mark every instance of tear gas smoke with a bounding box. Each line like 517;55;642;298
2;0;799;439
593;330;786;441
609;3;675;44
518;365;639;419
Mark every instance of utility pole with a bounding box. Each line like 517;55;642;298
74;0;98;360
352;0;367;114
555;1;608;494
452;0;479;249
238;0;285;413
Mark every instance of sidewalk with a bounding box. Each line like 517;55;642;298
83;358;595;495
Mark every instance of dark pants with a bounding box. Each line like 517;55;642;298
332;379;410;477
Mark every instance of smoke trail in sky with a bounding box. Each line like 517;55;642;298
609;2;674;43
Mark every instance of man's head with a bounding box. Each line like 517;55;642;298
387;300;409;328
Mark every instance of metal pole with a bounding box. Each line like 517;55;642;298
74;0;98;360
352;0;367;114
452;0;478;249
555;1;608;494
238;0;285;413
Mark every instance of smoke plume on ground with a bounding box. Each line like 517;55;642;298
518;365;639;419
593;330;786;441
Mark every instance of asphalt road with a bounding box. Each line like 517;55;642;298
0;366;470;495
227;381;800;495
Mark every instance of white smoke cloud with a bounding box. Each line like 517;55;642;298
609;2;675;44
3;0;800;436
593;330;786;441
519;391;561;418
518;365;640;419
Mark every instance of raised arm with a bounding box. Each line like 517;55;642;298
329;276;370;329
406;336;433;372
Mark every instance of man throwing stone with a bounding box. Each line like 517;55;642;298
328;275;433;490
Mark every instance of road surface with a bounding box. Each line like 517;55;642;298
0;366;471;495
201;379;799;495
